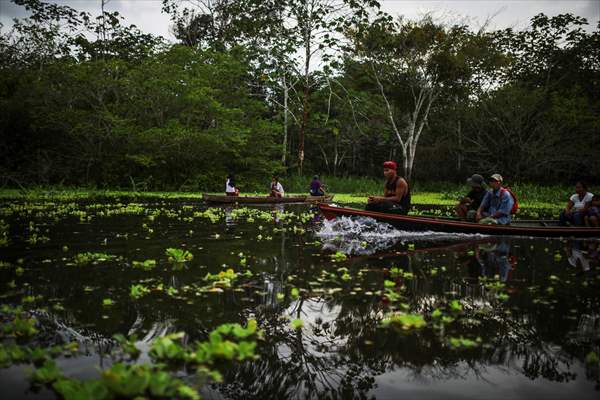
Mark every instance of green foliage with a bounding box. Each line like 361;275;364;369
149;333;186;362
131;259;156;271
29;360;63;384
165;248;193;264
585;351;599;366
130;284;150;299
72;252;116;266
3;315;38;338
53;379;111;400
381;313;427;331
448;336;480;349
112;334;141;360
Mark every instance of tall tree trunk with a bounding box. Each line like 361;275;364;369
298;23;311;175
282;75;289;165
299;75;309;175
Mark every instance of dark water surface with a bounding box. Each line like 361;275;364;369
1;200;599;399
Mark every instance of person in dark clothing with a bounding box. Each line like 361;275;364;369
455;174;486;220
309;175;325;196
366;161;411;214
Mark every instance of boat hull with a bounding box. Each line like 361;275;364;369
203;194;333;204
318;204;600;238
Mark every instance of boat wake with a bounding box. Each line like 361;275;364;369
315;216;487;255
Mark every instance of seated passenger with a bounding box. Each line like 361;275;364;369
455;174;486;221
559;181;593;226
309;175;326;196
366;161;410;214
225;174;239;196
270;176;285;198
476;174;514;225
584;194;599;227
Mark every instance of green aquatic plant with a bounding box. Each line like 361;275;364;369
0;219;9;246
189;321;260;365
72;252;116;266
448;336;480;349
102;298;115;307
382;313;427;331
132;259;156;271
26;233;50;245
29;360;64;384
130;284;150;299
3;315;38;338
330;251;347;262
291;319;304;330
112;334;141;360
585;351;599;366
203;267;253;289
52;379;110;400
165;248;193;264
149;333;186;362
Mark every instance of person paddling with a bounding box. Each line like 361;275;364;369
366;161;410;214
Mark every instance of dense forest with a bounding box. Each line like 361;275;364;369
1;0;598;191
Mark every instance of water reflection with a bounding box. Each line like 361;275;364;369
2;202;600;399
565;240;600;273
462;239;514;282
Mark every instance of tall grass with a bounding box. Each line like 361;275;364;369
283;176;584;208
0;178;588;209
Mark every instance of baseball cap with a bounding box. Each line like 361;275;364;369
489;173;503;183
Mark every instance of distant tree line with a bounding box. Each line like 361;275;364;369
1;0;598;190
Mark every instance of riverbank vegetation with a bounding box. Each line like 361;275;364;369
1;0;598;191
0;177;586;211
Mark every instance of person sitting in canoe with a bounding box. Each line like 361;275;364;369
455;174;486;221
560;181;593;226
366;161;410;214
310;175;326;197
476;174;514;225
270;176;285;198
225;174;239;196
585;194;600;227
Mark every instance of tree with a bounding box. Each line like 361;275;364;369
348;15;498;181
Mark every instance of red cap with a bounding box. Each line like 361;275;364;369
383;161;397;170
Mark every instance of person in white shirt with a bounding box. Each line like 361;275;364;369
559;181;593;226
225;174;239;196
270;176;284;198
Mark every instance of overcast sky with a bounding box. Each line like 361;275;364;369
1;0;598;40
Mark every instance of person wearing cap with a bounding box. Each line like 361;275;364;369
366;161;411;214
455;174;486;221
476;174;514;225
309;175;326;196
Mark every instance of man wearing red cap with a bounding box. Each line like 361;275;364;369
366;161;411;214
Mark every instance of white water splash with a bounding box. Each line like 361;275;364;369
315;216;487;255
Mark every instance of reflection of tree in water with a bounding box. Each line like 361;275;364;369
214;273;598;399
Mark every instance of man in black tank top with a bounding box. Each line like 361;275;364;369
366;161;411;214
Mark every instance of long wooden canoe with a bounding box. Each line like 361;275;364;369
318;204;600;238
203;194;334;204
